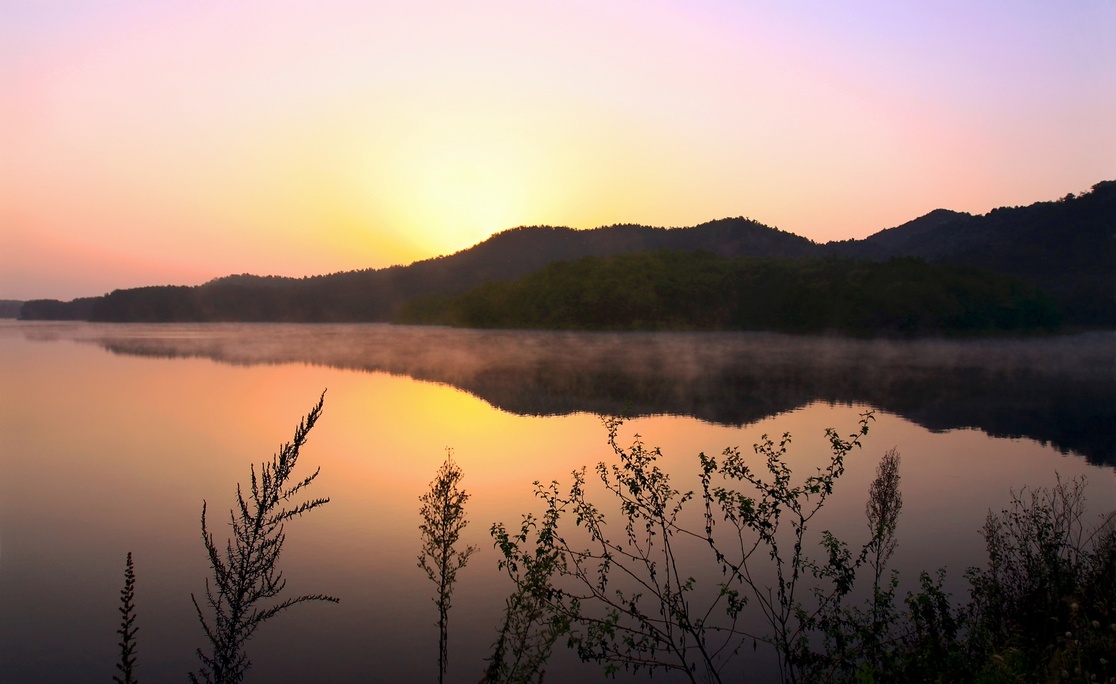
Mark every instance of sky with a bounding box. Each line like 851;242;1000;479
1;0;1113;301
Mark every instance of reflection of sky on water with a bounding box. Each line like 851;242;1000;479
21;322;1112;463
1;322;1113;682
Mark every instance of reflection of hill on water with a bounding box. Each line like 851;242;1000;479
48;323;1114;466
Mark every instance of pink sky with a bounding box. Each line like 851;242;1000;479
2;0;1113;300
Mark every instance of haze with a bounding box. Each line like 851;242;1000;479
2;1;1113;300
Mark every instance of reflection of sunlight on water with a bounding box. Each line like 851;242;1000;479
0;321;1113;683
20;321;1108;463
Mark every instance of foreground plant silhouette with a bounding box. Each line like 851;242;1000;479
114;552;139;684
818;473;1116;683
485;411;1116;684
419;450;477;684
960;475;1116;682
488;413;888;684
484;488;569;684
189;391;337;684
800;446;904;681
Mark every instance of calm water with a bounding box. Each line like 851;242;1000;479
1;321;1113;682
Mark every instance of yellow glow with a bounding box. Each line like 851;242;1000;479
4;1;1113;300
396;150;530;253
351;106;550;257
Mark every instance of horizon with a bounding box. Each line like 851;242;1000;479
3;1;1114;301
3;181;1108;304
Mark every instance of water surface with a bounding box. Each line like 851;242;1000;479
1;322;1112;682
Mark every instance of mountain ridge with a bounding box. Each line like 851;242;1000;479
19;181;1115;326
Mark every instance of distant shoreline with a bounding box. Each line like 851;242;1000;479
12;180;1116;329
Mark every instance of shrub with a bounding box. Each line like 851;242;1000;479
489;414;896;684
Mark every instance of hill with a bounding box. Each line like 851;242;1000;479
397;251;1062;335
18;181;1115;327
43;218;816;323
827;181;1115;323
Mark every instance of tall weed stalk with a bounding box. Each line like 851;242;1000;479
114;552;139;684
189;391;338;684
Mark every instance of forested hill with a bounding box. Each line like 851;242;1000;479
826;180;1115;324
21;217;814;323
18;181;1115;327
396;251;1062;335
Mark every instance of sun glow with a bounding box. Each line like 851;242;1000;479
3;1;1113;299
341;90;592;260
383;139;535;255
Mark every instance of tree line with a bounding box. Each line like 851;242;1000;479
397;252;1063;335
19;180;1114;328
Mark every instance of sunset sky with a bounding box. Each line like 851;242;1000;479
2;1;1113;301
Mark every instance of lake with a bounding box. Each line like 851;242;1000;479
1;321;1113;682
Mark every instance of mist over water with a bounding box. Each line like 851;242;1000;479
27;322;1115;464
1;321;1112;682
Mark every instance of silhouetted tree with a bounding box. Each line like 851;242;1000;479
419;451;477;684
